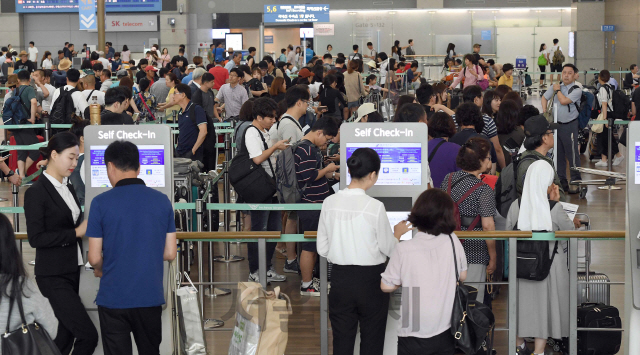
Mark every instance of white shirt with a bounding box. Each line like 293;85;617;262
100;79;113;92
317;188;398;266
98;57;110;70
37;83;56;113
82;89;105;106
51;85;89;118
42;171;83;266
309;82;322;99
245;125;276;177
598;85;614;112
42;58;52;70
28;47;38;62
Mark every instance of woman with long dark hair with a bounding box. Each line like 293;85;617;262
121;45;131;63
496;100;525;168
269;76;287;103
344;60;366;116
0;212;59;351
25;132;98;355
481;90;501;119
319;148;411;355
319;74;348;120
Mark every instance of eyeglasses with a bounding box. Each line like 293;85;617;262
544;130;554;136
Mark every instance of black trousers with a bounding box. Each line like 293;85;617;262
98;306;163;355
329;264;389;355
35;268;99;355
597;124;620;157
539;65;546;81
397;329;455;355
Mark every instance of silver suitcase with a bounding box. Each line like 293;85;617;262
577;272;610;305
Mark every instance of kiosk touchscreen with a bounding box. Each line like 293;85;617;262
341;123;429;355
81;125;174;355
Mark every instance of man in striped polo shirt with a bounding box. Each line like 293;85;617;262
295;117;340;296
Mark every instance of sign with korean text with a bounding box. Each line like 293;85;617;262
17;0;161;13
79;0;96;31
265;36;274;44
314;23;334;36
515;55;527;69
264;4;330;23
601;25;615;32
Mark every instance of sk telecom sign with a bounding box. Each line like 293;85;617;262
79;0;96;30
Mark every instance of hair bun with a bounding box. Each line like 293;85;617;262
39;146;51;159
347;156;362;169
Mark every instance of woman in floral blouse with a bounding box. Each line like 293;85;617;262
133;78;157;122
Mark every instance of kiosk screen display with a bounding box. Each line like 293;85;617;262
345;143;421;186
89;145;166;187
387;211;412;240
635;142;640;184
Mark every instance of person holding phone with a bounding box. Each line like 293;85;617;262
318;147;411;355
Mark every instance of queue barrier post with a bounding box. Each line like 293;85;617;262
12;184;20;254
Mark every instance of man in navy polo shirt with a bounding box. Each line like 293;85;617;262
87;141;177;355
173;83;208;162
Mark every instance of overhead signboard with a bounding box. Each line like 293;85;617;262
601;25;615;32
265;36;274;44
79;0;96;31
264;4;330;23
16;0;162;13
314;23;334;36
106;15;158;32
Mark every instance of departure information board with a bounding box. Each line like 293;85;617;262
16;0;162;13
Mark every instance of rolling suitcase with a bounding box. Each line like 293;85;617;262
577;272;610;305
577;303;622;355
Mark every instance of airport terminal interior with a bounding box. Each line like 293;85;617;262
1;0;640;354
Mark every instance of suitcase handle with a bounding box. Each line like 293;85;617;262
580;302;604;307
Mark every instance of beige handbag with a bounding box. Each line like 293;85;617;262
591;112;604;133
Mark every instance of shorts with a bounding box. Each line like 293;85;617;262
286;211;298;221
299;210;320;253
551;63;563;72
347;101;359;109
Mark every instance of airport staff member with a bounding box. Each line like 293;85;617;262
87;140;177;355
24;132;99;355
541;63;582;192
318;148;411;355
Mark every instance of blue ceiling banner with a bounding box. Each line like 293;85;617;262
79;0;96;31
16;0;162;13
264;4;330;23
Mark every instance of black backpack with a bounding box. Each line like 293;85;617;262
187;103;217;172
514;200;560;281
611;87;631;119
494;154;541;218
49;88;80;125
567;85;588;114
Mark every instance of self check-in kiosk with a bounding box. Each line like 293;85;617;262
340;122;430;355
625;121;640;355
80;125;174;355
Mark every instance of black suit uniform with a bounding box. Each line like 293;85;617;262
24;176;99;355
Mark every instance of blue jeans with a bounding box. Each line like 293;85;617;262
248;197;281;273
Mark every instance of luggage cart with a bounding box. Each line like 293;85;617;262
514;67;533;100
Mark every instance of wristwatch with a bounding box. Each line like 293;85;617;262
6;170;15;178
332;171;336;179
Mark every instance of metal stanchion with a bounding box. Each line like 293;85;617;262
258;238;267;289
205;180;231;298
508;239;517;354
320;256;329;355
43;117;50;141
214;131;243;262
12;185;21;254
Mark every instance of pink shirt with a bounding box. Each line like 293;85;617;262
381;232;467;338
449;64;483;89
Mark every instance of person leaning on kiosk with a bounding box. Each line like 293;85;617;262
381;189;467;355
87;141;177;355
318;148;412;355
506;160;573;355
24;132;98;355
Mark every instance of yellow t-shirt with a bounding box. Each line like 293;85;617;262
498;75;513;88
164;87;181;121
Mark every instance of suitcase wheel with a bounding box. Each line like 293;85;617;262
579;186;588;199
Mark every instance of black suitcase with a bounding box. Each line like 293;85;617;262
577;303;621;355
449;88;463;111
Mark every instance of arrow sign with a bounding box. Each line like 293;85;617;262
79;0;97;30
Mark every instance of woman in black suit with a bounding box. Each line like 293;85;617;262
24;132;98;355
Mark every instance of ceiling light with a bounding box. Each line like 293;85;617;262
349;12;357;15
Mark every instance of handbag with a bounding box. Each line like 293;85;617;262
176;272;207;355
543;91;556;123
228;126;277;203
449;235;495;355
591;112;605;133
476;66;489;91
1;287;62;355
538;53;548;66
138;92;157;121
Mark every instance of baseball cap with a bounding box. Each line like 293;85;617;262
297;68;313;78
524;115;560;137
356;103;376;119
473;43;482;48
187;64;197;70
144;66;158;72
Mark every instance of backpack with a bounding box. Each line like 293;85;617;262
576;88;595;130
566;85;588;116
187;103;217;172
495;154;541;218
552;49;565;66
537;53;548;66
514;200;560;281
446;174;486;231
49;88;80;125
611;87;631;119
275;140;312;203
1;87;31;126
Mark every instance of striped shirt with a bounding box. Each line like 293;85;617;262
452;113;498;139
295;140;330;203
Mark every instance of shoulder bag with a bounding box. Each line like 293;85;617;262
449;235;495;355
1;287;62;355
138;92;157;121
228;125;277;203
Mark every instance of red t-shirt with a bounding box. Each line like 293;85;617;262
210;65;229;91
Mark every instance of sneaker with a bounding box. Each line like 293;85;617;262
248;268;288;283
28;260;35;266
283;259;300;274
300;277;321;297
613;155;624;166
267;267;287;282
595;160;608;167
515;344;533;355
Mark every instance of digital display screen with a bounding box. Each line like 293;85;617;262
90;145;165;187
16;0;162;13
345;143;421;186
225;33;243;52
300;28;314;38
212;28;230;39
635;142;640;185
387;212;412;240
